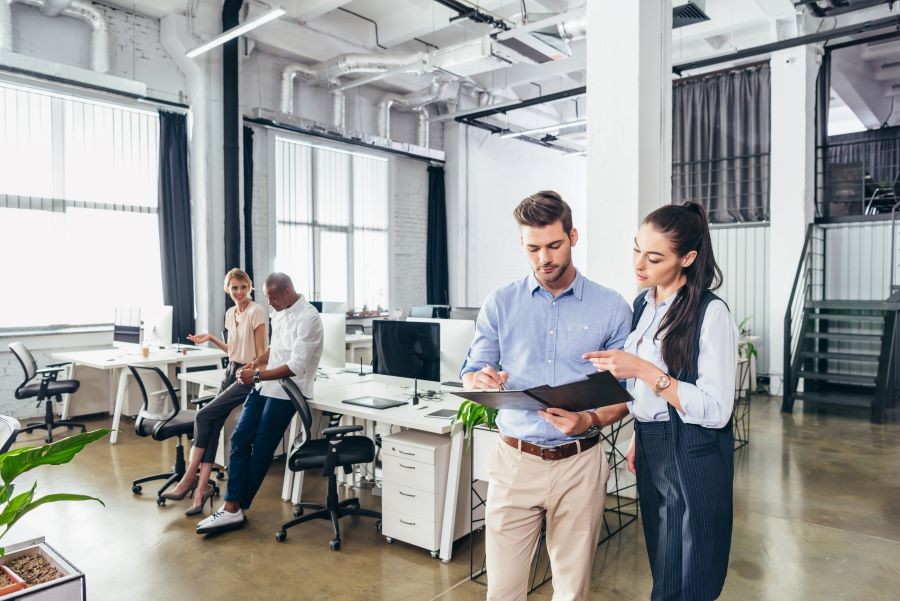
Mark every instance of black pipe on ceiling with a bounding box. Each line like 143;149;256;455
432;0;509;31
223;0;242;301
674;15;900;74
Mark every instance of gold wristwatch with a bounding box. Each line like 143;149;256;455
653;374;671;396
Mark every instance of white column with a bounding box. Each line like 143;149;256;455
767;45;819;389
584;0;672;299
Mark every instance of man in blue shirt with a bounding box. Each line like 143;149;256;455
460;191;631;601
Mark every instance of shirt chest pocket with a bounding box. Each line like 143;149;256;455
562;323;605;362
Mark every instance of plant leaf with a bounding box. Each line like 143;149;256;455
0;429;111;485
0;483;36;528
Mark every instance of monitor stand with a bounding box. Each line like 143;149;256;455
411;378;421;406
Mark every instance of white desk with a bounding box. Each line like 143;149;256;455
344;333;372;364
176;367;466;562
52;346;225;444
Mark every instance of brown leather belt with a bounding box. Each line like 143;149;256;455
501;432;601;461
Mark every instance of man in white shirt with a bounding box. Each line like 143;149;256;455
197;273;323;534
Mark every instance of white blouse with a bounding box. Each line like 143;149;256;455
625;289;739;429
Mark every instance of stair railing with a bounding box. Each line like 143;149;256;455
782;224;825;411
891;200;900;294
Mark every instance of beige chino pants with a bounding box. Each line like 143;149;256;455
484;437;610;601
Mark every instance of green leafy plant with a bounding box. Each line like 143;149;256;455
0;429;111;555
737;316;758;360
453;400;498;447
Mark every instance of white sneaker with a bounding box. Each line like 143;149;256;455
196;504;245;534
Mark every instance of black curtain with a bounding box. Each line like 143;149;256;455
157;110;195;342
826;126;900;186
426;165;449;305
672;62;770;223
243;126;255;293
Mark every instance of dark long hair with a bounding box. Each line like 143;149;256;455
644;201;722;378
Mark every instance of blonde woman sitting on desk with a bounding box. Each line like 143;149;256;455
162;268;267;515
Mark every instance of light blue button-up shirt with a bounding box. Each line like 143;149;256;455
460;271;632;446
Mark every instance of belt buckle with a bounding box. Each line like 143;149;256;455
539;445;554;460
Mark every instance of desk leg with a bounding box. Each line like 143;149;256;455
439;421;464;562
60;363;76;420
282;414;299;502
179;362;189;403
291;464;304;504
110;368;129;444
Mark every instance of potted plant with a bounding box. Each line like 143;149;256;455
453;400;498;483
0;429;110;599
737;317;760;394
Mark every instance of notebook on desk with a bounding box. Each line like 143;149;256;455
342;396;407;410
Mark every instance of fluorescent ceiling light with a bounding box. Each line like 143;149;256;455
186;7;286;58
500;118;586;139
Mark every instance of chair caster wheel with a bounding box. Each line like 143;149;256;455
375;520;382;532
293;508;303;518
329;539;340;551
275;531;286;543
385;537;393;544
156;497;166;506
132;485;142;495
430;551;439;559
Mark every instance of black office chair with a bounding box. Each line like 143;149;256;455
8;342;86;443
275;378;381;550
0;415;22;454
127;366;219;505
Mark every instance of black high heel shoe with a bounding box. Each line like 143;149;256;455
184;487;216;516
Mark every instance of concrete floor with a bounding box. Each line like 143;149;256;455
8;396;899;601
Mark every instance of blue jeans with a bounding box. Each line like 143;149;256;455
224;389;296;510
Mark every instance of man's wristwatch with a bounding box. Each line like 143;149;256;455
588;411;603;429
653;373;672;396
253;369;261;384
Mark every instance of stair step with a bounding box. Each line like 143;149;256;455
806;300;887;310
803;332;882;342
799;351;881;363
794;391;873;409
806;314;885;324
797;371;877;385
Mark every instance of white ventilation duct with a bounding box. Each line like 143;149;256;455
556;16;586;41
378;80;451;147
6;0;110;73
280;52;427;116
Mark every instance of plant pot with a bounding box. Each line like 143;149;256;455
0;566;25;597
0;538;84;600
472;426;498;483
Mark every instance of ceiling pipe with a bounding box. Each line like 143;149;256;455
9;0;110;73
331;89;345;129
39;0;73;17
378;80;450;146
280;52;426;114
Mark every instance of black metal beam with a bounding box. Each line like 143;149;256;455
674;15;900;74
223;0;242;288
454;85;585;122
243;117;445;164
432;0;509;30
458;116;580;152
825;28;900;51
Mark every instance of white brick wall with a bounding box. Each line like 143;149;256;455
391;158;429;310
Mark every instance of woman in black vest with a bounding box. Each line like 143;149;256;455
585;201;738;601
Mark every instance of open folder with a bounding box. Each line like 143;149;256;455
452;371;632;412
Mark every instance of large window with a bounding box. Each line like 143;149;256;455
274;136;389;311
0;81;162;328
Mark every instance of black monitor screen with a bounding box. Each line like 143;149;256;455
309;301;323;313
372;320;440;382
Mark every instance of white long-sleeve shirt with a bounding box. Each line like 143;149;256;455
625;289;738;429
258;295;323;401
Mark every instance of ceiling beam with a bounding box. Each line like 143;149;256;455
282;0;355;23
831;44;891;129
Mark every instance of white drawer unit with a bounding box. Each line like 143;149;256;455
381;430;471;557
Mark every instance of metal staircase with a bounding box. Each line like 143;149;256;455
782;217;900;423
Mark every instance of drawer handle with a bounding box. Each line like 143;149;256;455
398;449;416;456
399;519;416;526
399;491;416;498
399;463;416;470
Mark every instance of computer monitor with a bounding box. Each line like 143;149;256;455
319;313;346;369
407;318;476;383
309;301;323;313
410;305;450;319
450;307;481;321
113;307;142;346
142;305;173;346
371;320;440;383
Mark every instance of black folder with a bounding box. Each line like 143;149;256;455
452;371;632;412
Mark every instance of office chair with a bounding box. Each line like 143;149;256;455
0;415;22;454
8;342;86;443
275;378;381;550
127;366;219;505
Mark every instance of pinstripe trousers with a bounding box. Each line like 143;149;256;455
635;410;734;601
